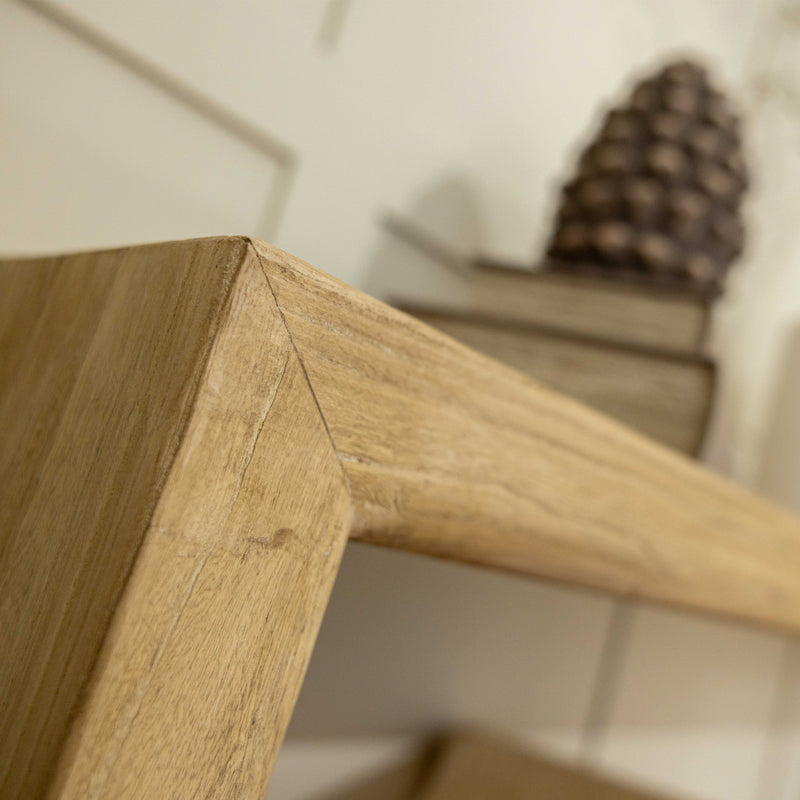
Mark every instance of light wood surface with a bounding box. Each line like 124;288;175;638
400;304;714;454
0;239;246;799
3;236;800;798
0;239;350;799
50;248;352;799
254;238;800;632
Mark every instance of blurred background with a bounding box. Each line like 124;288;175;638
3;1;800;798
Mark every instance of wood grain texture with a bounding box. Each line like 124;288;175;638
252;239;800;634
399;304;714;454
0;239;247;799
49;251;351;799
0;252;114;558
0;238;350;799
4;236;800;799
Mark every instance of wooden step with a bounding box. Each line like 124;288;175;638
471;258;711;354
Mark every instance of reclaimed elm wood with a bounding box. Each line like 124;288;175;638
2;236;800;799
48;246;352;800
0;239;247;799
253;238;800;630
0;238;351;800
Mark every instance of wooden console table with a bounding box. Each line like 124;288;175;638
3;237;800;799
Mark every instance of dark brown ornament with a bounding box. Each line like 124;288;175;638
547;58;748;294
623;177;663;225
576;177;619;219
592;220;635;262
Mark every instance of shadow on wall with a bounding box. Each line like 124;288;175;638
361;175;485;305
757;320;800;512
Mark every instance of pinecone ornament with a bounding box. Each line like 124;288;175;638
547;60;748;294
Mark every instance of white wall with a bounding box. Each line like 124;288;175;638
3;2;800;799
0;1;286;251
